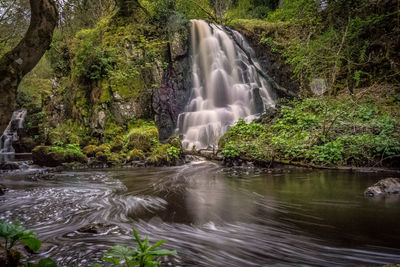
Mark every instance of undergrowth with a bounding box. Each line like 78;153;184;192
220;95;400;167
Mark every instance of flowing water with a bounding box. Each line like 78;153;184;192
0;109;27;154
178;20;275;149
1;161;400;266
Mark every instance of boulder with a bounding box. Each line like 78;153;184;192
0;184;8;195
32;146;87;167
364;178;400;197
0;161;20;170
78;222;111;234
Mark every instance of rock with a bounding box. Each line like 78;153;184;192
0;184;8;195
153;26;191;140
0;161;20;170
78;222;110;234
310;78;328;96
32;146;88;167
364;178;400;197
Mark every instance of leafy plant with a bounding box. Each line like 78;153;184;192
101;229;176;267
221;142;240;158
167;146;180;160
0;221;41;252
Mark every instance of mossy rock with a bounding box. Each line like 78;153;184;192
110;135;124;152
127;125;159;152
95;151;108;162
127;149;145;161
147;144;172;166
32;146;88;167
83;144;110;157
108;152;123;165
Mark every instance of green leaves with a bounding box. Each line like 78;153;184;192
101;228;177;267
0;221;41;251
27;258;58;267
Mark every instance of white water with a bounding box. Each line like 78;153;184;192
177;20;275;149
0;109;27;153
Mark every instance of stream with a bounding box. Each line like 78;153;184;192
1;160;400;266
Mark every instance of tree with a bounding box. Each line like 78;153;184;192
0;0;58;132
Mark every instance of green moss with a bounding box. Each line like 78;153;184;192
83;145;110;157
32;145;87;167
147;143;171;166
127;123;159;152
47;121;90;146
127;149;145;161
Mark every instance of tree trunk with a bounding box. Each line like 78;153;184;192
0;0;58;133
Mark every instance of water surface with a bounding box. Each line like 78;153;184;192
1;161;399;266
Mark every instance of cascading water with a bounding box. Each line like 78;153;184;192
177;20;275;149
0;109;27;153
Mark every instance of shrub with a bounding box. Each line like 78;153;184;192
101;228;176;267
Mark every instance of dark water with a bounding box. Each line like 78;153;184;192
1;160;400;266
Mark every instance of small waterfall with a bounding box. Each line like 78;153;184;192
177;20;275;149
0;110;27;154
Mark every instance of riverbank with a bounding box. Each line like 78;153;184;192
218;94;400;169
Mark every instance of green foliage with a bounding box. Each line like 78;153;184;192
102;228;176;267
267;0;320;25
166;146;180;160
72;27;115;81
27;258;59;267
221;142;240;158
219;97;400;167
0;221;41;252
234;0;400;93
127;149;146;161
147;144;172;166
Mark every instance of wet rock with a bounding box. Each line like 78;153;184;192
153;26;191;140
32;146;88;167
0;184;8;195
29;171;54;181
78;222;109;234
364;178;400;197
0;161;20;170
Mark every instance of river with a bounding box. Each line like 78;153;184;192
1;160;400;266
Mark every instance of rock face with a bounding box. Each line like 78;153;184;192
364;178;400;197
231;25;299;97
153;27;191;140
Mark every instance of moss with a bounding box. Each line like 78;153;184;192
32;145;88;167
95;151;108;162
47;121;90;146
83;144;110;157
147;143;171;166
127;149;145;161
127;123;159;152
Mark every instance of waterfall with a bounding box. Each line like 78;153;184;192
177;20;275;149
0;110;27;154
